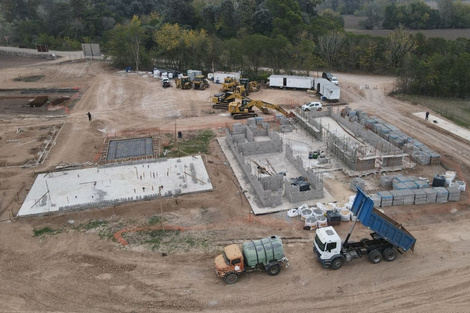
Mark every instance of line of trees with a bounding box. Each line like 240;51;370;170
1;0;469;98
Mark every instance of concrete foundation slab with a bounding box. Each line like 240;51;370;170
18;156;212;216
107;137;153;160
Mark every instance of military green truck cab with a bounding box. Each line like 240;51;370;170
215;235;289;284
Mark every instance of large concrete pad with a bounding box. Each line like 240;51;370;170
414;112;470;142
18;156;212;216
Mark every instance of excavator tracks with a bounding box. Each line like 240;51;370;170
233;113;258;119
212;104;229;110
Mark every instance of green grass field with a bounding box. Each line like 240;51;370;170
343;15;470;40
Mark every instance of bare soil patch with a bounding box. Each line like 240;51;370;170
0;56;469;312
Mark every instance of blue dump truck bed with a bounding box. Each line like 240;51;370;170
351;188;416;252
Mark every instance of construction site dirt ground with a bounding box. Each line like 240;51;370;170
1;52;470;312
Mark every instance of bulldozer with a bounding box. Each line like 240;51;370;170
193;75;210;90
220;77;237;92
211;91;246;109
175;76;192;89
228;98;295;119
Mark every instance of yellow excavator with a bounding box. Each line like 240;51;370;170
220;77;237;92
212;91;246;109
193;75;210;90
175;76;192;89
228;98;295;119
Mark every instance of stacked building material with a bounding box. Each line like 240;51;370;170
404;189;415;205
359;113;441;165
380;175;395;188
378;191;393;207
434;187;449;203
393;182;409;190
424;188;437;203
390;190;405;206
369;194;381;207
414;180;430;189
447;186;461;201
412;189;427;204
350;177;365;191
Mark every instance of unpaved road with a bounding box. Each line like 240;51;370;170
0;55;469;312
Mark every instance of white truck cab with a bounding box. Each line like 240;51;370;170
330;76;339;85
314;226;342;266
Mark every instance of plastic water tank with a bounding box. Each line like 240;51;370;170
432;175;446;187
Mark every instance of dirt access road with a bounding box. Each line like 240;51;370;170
0;54;469;312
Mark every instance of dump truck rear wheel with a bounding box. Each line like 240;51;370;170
369;250;382;264
224;273;238;284
330;257;345;270
383;248;397;262
266;264;281;276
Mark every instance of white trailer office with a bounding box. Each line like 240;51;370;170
314;78;340;101
213;72;241;84
268;75;314;89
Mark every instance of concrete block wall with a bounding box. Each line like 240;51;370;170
326;132;363;170
355;158;376;171
246;126;254;142
232;134;246;144
382;156;403;167
285;144;324;199
225;129;283;207
331;112;402;156
295;115;322;140
284;180;322;203
260;175;284;191
232;123;246;135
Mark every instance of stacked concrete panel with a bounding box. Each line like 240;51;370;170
415;180;430;189
403;189;416;205
424;188;437;203
363;115;441;165
390;190;405;206
434;187;449;203
380;175;395;188
412;189;427;204
447;186;461;201
369;194;381;207
350;177;365;191
378;191;393;206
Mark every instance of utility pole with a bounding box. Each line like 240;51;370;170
159;185;164;231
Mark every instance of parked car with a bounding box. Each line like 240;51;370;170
322;72;333;80
322;72;339;85
301;101;322;111
162;78;171;88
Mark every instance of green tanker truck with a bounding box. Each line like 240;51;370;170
214;235;289;284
